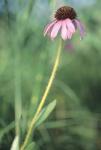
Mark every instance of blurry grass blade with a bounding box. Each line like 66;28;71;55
0;121;14;142
35;100;56;128
10;136;19;150
25;142;38;150
30;52;47;116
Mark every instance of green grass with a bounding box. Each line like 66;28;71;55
0;0;101;150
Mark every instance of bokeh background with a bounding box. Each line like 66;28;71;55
0;0;101;150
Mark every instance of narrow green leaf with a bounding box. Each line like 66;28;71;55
10;136;19;150
25;142;37;150
35;100;56;128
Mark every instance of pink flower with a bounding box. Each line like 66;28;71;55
44;6;85;40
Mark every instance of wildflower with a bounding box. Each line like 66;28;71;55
44;6;85;40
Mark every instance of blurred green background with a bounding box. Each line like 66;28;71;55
0;0;101;150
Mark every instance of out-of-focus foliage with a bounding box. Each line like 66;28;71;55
0;0;101;150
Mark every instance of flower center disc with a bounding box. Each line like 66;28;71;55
55;6;77;20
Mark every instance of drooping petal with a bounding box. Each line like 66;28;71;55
44;20;57;36
66;19;75;34
67;30;72;39
72;19;77;29
61;21;68;40
50;21;62;40
74;19;85;39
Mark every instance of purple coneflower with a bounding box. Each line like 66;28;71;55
44;6;85;40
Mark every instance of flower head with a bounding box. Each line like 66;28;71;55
44;6;85;40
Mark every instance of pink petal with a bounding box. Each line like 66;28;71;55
66;19;75;34
67;30;72;39
50;21;62;40
74;19;85;39
61;21;68;40
44;20;57;36
72;20;77;29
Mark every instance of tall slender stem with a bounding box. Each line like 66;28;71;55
13;0;35;148
20;39;63;150
14;47;22;149
51;0;57;10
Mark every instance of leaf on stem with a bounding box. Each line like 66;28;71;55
25;142;38;150
35;100;57;128
10;136;19;150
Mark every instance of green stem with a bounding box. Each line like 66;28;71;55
20;39;63;150
14;47;22;149
51;0;57;11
